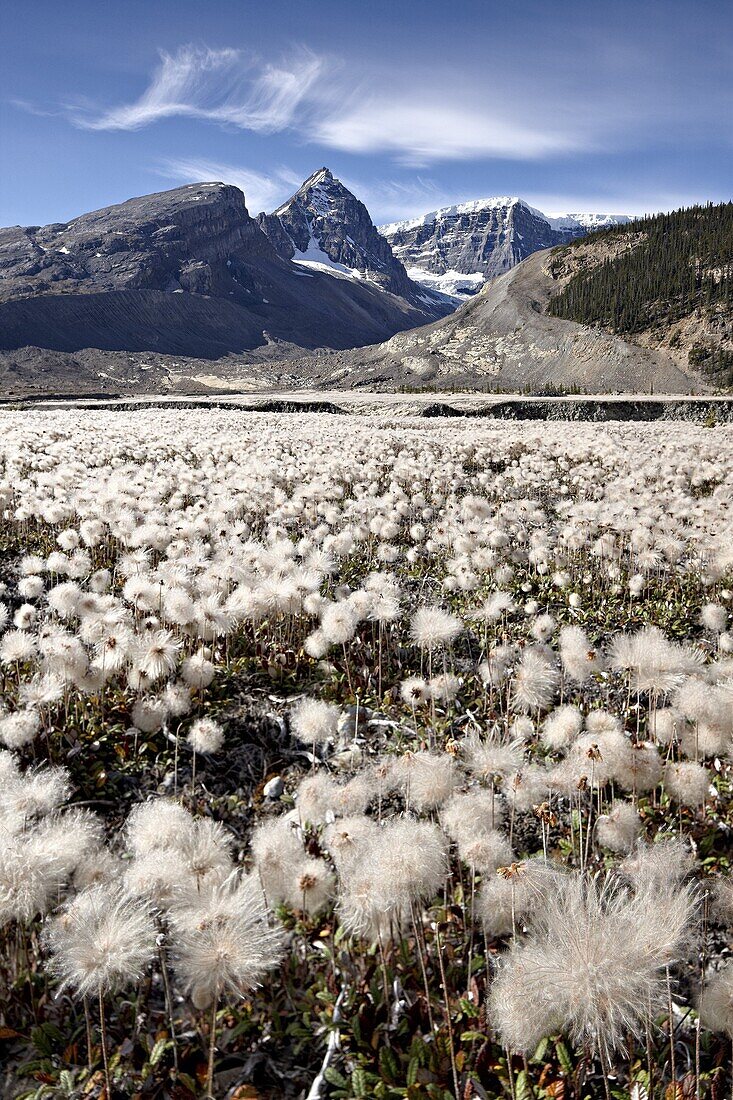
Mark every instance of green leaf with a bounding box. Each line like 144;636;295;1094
58;1071;76;1096
149;1037;169;1065
515;1070;533;1100
380;1046;399;1083
30;1024;64;1057
324;1067;349;1089
556;1039;573;1074
351;1067;369;1098
532;1037;549;1063
460;1030;485;1043
171;1072;195;1091
334;923;349;946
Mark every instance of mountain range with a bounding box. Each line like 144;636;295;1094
379;199;630;301
0;169;726;396
0;170;626;362
0;175;448;362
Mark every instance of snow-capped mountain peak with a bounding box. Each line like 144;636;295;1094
257;168;448;315
379;197;526;237
379;197;631;302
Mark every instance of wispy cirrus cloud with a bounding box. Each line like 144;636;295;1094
69;44;324;133
156;157;301;213
340;175;449;223
313;102;578;166
17;41;606;166
9;97;64;118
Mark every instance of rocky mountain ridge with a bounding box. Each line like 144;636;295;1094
0;181;447;359
305;246;708;394
379;197;630;301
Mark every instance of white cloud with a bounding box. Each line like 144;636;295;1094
312;101;579;165
73;45;324;133
156;158;301;214
58;42;584;165
9;97;62;118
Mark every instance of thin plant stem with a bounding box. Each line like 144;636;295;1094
411;904;435;1033
667;965;676;1089
434;924;460;1100
158;940;179;1072
83;995;94;1070
98;987;112;1100
206;996;218;1099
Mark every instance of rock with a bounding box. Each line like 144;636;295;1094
331;745;364;770
263;775;285;799
337;703;370;743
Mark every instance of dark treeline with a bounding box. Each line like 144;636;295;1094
548;202;733;335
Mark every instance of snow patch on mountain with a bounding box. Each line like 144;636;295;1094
406;267;486;304
293;225;382;286
379;199;630;239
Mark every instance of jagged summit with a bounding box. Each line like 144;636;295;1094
257;169;446;313
273;167;334;215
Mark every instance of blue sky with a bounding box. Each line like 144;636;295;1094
2;0;732;227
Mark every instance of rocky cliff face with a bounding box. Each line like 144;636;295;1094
0;183;275;303
379;198;630;300
257;168;445;312
0;182;447;359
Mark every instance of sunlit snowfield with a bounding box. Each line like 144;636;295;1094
2;409;733;1100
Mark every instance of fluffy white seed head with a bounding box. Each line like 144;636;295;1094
392;751;458;811
338;818;448;940
489;871;696;1055
0;709;41;750
596;801;642;853
125;799;195;857
698;967;733;1037
700;603;728;633
410;605;462;649
620;837;696;891
663;761;711;807
541;706;583;750
250;818;304;906
559;626;604;684
511;647;559;714
284;857;335;916
648;708;686;745
180;653;216;689
290;697;340;746
187;717;225;755
170;873;284;1009
44;885;156;996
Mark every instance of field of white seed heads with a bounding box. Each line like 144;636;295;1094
1;409;733;1100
